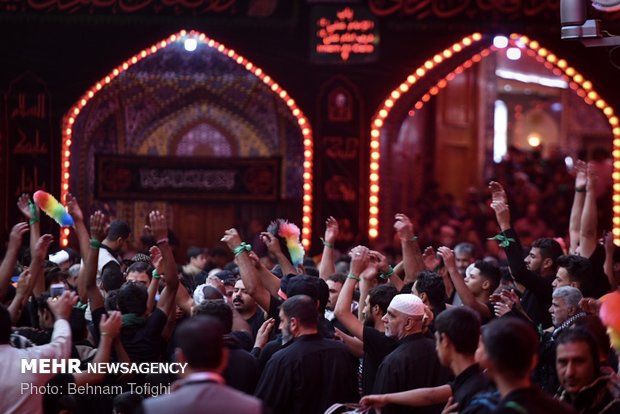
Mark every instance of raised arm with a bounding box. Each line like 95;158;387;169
261;231;297;276
31;233;54;297
148;211;178;316
603;231;618;290
334;245;369;340
423;246;452;298
579;163;598;258
74;311;122;386
222;228;272;312
148;246;164;313
438;246;491;319
65;193;91;264
359;253;381;320
0;222;29;299
81;211;106;310
17;193;40;270
394;213;424;284
8;269;31;324
249;251;281;298
318;216;339;280
569;160;587;254
371;250;403;292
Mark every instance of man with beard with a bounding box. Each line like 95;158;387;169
372;294;451;414
255;295;358;414
490;182;563;328
334;246;399;396
232;278;264;340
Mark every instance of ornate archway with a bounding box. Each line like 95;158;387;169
60;30;314;248
368;33;620;243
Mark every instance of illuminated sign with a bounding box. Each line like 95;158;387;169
310;5;379;64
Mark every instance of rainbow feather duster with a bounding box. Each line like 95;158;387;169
267;219;304;267
33;191;74;227
599;290;620;351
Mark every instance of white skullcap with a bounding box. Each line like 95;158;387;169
465;263;477;279
389;294;425;316
49;250;69;265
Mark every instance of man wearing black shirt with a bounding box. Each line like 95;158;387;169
490;182;563;329
255;295;358;414
232;278;264;340
482;317;576;414
360;307;495;414
372;294;451;414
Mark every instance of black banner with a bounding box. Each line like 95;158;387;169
96;155;280;201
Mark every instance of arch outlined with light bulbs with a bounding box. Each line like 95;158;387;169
60;30;314;248
368;32;620;243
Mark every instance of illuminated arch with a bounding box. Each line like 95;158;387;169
61;30;314;248
368;32;620;243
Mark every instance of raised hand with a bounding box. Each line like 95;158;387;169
369;250;389;273
14;269;32;297
489;181;508;204
33;234;54;261
147;210;168;241
149;246;164;274
324;216;339;246
260;231;282;255
17;193;37;221
574;159;587;189
422;246;441;271
9;222;29;247
65;193;84;223
349;245;370;277
99;310;122;339
221;228;243;251
47;290;79;321
394;213;414;241
254;318;276;349
437;246;457;271
490;200;511;232
90;210;107;242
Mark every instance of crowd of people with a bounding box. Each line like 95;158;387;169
0;156;619;414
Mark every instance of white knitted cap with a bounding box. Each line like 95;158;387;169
389;294;425;316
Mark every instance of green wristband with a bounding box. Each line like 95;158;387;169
320;237;334;249
89;239;101;249
347;272;360;282
380;266;394;280
233;242;252;257
28;202;39;225
152;270;161;280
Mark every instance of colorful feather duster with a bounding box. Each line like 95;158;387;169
267;219;304;267
33;191;74;227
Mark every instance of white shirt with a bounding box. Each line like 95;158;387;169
0;319;72;414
